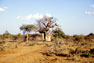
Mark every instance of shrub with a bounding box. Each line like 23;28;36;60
73;35;85;42
80;49;94;57
88;33;94;36
0;46;5;51
85;33;94;41
52;28;65;38
2;31;13;39
16;33;21;37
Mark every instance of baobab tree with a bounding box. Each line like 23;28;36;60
37;16;58;41
20;24;37;42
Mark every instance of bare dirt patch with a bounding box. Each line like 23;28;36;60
0;41;94;63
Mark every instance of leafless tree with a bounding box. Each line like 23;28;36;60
37;16;58;41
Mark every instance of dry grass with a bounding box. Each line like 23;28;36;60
0;41;94;63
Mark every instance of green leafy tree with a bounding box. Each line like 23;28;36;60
52;28;65;38
20;24;37;42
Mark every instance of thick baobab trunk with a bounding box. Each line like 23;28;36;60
45;31;51;41
42;31;51;41
42;32;46;41
42;33;44;41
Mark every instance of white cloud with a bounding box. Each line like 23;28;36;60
85;11;94;15
90;4;94;8
33;13;41;19
16;13;52;21
26;14;32;20
0;8;5;12
0;7;8;12
45;13;52;17
16;16;24;20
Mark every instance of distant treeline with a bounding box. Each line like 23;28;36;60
0;30;94;42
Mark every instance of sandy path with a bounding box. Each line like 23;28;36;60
0;42;94;63
0;45;44;63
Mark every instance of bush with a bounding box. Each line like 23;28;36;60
0;46;5;51
2;31;13;39
73;35;85;42
80;49;94;57
85;33;94;41
52;28;65;38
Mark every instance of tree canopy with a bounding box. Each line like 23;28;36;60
52;28;65;38
37;16;58;33
20;24;37;34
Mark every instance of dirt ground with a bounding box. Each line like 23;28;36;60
0;41;94;63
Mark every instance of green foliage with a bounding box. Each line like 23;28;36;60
88;33;94;36
64;35;70;39
0;35;4;39
16;33;21;37
87;33;94;39
20;24;37;34
2;30;13;39
0;46;5;51
73;35;84;42
20;24;37;42
52;28;65;38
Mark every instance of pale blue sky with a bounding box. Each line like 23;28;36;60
0;0;94;35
